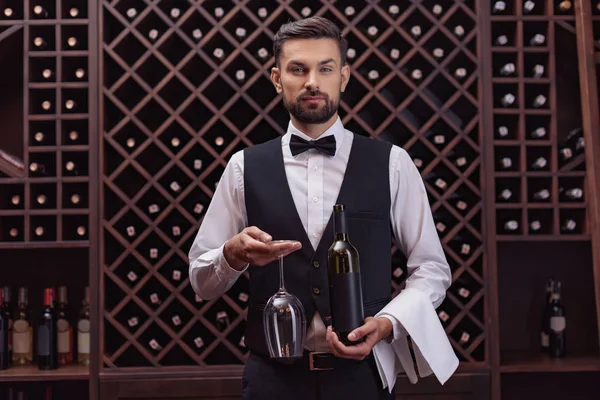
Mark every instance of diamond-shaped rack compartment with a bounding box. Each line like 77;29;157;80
100;1;486;369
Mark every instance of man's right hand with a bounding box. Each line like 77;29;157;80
223;226;302;271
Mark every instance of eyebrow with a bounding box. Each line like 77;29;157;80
287;58;337;67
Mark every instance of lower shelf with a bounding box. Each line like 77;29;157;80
0;364;89;382
500;351;600;373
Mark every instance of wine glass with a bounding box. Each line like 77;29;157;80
263;240;306;362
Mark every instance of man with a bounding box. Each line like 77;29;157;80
189;16;458;400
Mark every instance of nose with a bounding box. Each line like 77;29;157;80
304;71;319;91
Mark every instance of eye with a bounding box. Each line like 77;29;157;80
291;67;304;73
321;67;333;72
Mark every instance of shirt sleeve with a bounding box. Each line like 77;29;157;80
387;145;452;308
188;150;249;300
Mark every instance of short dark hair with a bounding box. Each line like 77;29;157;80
273;16;348;67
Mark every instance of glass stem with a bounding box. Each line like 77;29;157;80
278;255;285;292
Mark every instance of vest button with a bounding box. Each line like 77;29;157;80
313;287;320;295
313;261;319;268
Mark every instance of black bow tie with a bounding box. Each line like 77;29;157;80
289;134;336;157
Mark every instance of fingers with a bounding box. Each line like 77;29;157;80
326;326;372;360
348;317;378;343
243;226;272;243
240;227;302;266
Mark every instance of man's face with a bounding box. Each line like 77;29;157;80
271;38;350;125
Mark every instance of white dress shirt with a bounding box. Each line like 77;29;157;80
188;116;459;391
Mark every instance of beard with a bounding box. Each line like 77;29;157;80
282;89;340;124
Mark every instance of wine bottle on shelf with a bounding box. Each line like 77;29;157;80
492;1;506;13
77;287;90;366
431;4;443;16
57;286;72;365
497;125;509;138
532;64;545;78
529;219;542;232
540;277;554;353
501;219;519;233
75;68;86;80
344;6;355;16
215;311;230;331
148;29;159;42
66;36;78;48
500;93;516;107
500;63;516;76
0;288;9;370
37;288;58;370
41;68;53;80
328;204;365;346
549;280;566;357
532;94;547;108
69;7;80;18
530;34;546;46
495;35;509;46
257;7;267;19
12;287;32;365
454;68;467;80
523;1;536;13
29;162;47;176
170;7;181;19
561;218;577;233
65;161;80;175
530;127;547;139
214;7;224;18
559;186;583;201
126;7;137;19
557;1;572;12
32;5;49;18
3;7;14;18
497;188;513;202
532;188;550;201
498;155;514;170
1;287;11;362
388;5;399;17
530;156;548;170
33;36;47;49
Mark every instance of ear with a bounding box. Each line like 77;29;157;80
340;64;350;93
271;66;282;94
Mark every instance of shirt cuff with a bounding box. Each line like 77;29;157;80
378;313;407;343
215;242;249;281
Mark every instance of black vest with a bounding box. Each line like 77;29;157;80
243;134;393;356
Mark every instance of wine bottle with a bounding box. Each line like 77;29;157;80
42;68;53;80
530;127;547;139
540;277;554;353
215;311;230;331
549;281;566;357
0;288;9;370
33;5;48;18
57;286;72;365
327;204;365;346
3;7;14;18
345;6;356;16
530;34;546;46
257;7;267;19
559;187;583;201
561;218;577;233
495;35;509;46
75;68;85;79
492;1;506;13
431;4;443;16
533;188;550;201
12;287;32;365
500;63;516;76
498;188;513;201
410;25;421;39
523;1;536;14
530;156;548;170
501;219;519;233
69;7;80;18
66;36;78;48
126;8;137;19
77;287;90;366
532;64;545;78
500;93;516;107
170;8;180;19
1;287;11;362
148;29;159;41
37;288;58;370
557;1;572;12
388;5;399;17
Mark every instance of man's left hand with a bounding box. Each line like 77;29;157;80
325;317;393;360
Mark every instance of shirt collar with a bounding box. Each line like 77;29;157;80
284;116;346;156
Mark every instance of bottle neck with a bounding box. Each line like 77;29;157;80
333;208;348;241
44;289;53;307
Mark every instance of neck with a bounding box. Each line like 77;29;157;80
290;114;338;139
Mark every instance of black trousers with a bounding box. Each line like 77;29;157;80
241;352;395;400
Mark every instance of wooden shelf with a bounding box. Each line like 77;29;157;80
500;351;600;373
496;234;591;241
0;364;89;382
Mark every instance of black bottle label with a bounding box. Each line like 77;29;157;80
37;325;50;356
330;272;364;335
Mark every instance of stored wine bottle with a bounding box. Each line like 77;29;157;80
540;278;554;353
12;287;33;365
523;1;536;14
557;1;572;12
57;286;72;365
549;281;566;357
33;5;49;18
2;287;12;362
77;287;90;366
0;289;9;370
492;1;506;13
327;204;364;346
37;288;58;370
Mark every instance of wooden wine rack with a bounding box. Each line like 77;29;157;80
99;0;486;369
0;0;91;248
0;1;599;400
489;0;589;240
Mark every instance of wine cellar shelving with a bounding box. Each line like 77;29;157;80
0;1;599;400
100;0;486;369
0;0;91;247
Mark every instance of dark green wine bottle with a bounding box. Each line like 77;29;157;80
328;204;365;346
